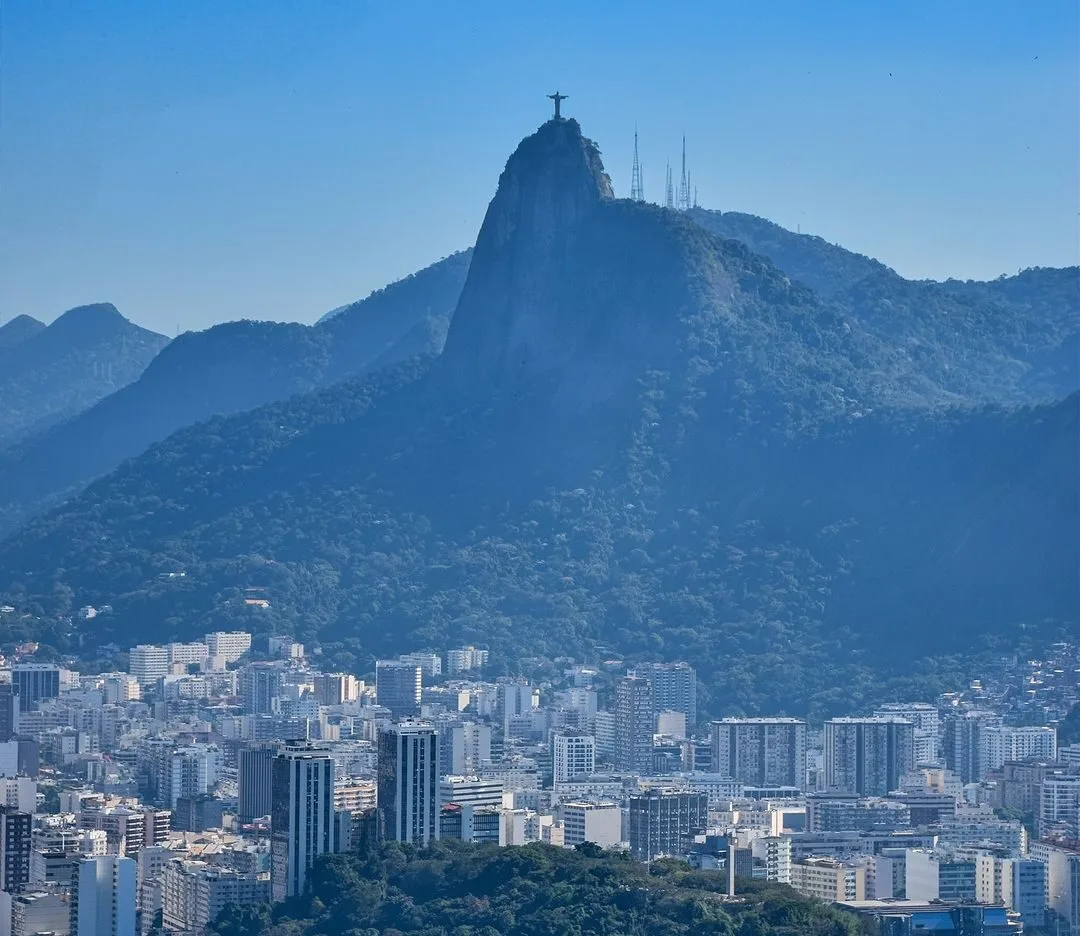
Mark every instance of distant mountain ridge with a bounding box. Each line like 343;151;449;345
0;304;168;448
691;209;1079;403
0;315;46;350
0;253;472;536
0;117;1073;717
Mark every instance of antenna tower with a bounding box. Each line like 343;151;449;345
630;128;645;202
665;162;674;210
676;135;690;211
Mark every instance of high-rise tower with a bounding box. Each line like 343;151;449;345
377;722;440;845
630;129;645;202
270;742;337;901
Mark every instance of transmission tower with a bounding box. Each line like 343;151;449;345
665;162;674;210
676;135;691;211
630;128;645;202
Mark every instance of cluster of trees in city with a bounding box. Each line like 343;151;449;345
207;841;866;936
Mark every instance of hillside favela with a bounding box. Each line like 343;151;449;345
0;5;1077;936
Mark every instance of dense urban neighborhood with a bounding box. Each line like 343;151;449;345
0;628;1072;934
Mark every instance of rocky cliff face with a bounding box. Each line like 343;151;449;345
442;118;614;382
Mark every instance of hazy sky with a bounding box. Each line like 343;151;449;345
2;1;1077;334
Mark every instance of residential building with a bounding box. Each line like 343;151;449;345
375;662;422;719
627;789;707;861
239;663;283;716
752;835;793;884
0;887;71;936
790;858;866;902
553;732;596;784
446;647;488;675
167;642;209;668
711;718;807;789
1040;774;1080;838
0;807;31;893
439;776;504;811
399;652;442;679
974;855;1045;928
905;849;977;903
942;710;1000;784
980;725;1057;775
1037;842;1080;930
559;801;621;849
162;858;270;934
498;681;536;732
0;685;18;742
205;631;252;663
630;662;697;729
377;722;440;845
824;717;914;796
270;742;337;902
808;795;911;833
614;676;653;774
313;673;360;706
874;703;940;765
129;647;169;687
71;855;136;936
334;778;377;813
441;722;491;776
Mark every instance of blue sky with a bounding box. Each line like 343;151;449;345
1;1;1076;333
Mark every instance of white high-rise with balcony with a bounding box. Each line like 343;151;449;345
553;732;596;784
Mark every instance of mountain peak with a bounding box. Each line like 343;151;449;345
49;302;127;337
441;119;614;379
0;314;45;349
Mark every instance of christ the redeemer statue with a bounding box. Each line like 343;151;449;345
548;91;568;119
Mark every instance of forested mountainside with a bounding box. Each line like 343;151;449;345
0;252;471;537
1;119;1073;718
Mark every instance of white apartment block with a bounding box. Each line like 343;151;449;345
975;855;1045;928
790;858;865;902
167;642;210;667
399;652;442;678
162;858;269;934
440;776;505;810
204;631;252;664
752;835;792;883
128;646;169;686
1040;775;1080;838
559;801;621;849
980;725;1057;775
446;647;489;675
553;732;596;784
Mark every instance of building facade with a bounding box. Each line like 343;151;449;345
627;789;707;861
238;742;277;822
377;722;440;845
824;717;914;797
11;664;61;711
614;676;654;774
711;718;807;789
270;742;337;902
375;662;422;719
71;855;137;936
553;731;596;784
629;662;697;729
